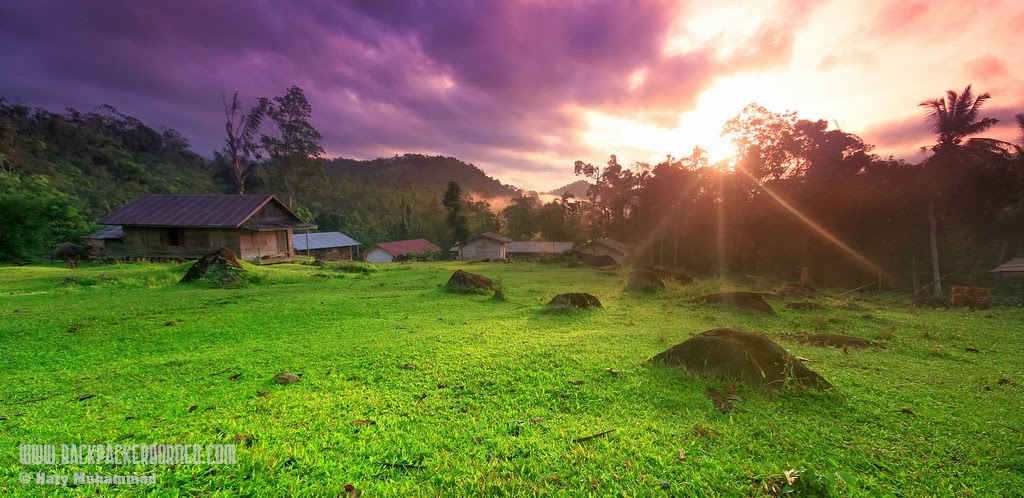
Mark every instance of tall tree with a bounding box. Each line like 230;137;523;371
218;93;267;195
919;85;999;296
261;86;325;208
443;181;470;253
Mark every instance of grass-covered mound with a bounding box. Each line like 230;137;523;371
2;260;1022;496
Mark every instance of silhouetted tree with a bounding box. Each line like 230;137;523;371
443;181;469;252
919;85;1000;296
262;86;325;208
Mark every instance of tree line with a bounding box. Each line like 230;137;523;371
3;84;1022;293
503;86;1023;290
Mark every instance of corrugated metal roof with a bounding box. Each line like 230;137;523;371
88;225;124;239
590;237;627;254
98;194;313;228
294;232;361;251
472;232;513;244
990;256;1024;274
373;239;441;257
506;241;574;254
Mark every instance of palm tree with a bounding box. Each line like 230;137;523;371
918;85;999;297
221;92;267;195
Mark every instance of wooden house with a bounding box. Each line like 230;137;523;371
364;239;441;263
459;232;512;261
96;194;315;261
506;241;574;260
293;231;361;261
575;237;629;264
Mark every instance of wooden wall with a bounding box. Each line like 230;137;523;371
102;227;293;261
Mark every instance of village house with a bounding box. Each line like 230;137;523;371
364;239;441;263
575;237;630;264
93;194;315;261
458;232;513;261
505;241;574;261
293;231;361;261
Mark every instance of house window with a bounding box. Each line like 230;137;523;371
160;228;184;247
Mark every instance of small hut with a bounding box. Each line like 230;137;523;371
990;256;1024;303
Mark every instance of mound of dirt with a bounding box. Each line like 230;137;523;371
576;253;618;268
786;333;879;349
644;265;695;284
626;268;666;292
444;270;494;292
547;292;602;309
689;291;775;314
776;282;818;298
786;301;823;310
647;328;833;390
491;289;508;302
180;248;244;284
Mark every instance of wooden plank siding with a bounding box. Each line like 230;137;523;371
103;227;293;260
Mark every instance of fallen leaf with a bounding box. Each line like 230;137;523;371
68;326;80;333
677;449;686;461
900;408;915;417
568;380;584;385
605;368;621;375
998;378;1014;385
229;373;241;381
165;321;177;327
727;394;744;403
352;419;376;426
964;347;980;353
76;394;95;401
188;405;198;413
402;362;416;370
784;469;799;485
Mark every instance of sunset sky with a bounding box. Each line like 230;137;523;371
2;0;1022;192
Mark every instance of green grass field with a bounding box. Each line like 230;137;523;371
1;261;1022;497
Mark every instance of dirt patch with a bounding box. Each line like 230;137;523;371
626;269;665;292
444;270;494;293
786;301;823;310
180;248;244;284
689;292;775;314
547;293;602;309
785;333;880;349
647;328;833;390
645;265;695;284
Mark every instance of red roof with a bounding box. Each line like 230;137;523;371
98;194;314;229
373;239;441;257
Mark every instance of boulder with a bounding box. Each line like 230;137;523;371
180;248;244;284
626;268;666;292
547;292;602;309
273;372;301;385
647;328;833;390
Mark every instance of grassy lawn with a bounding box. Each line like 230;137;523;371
1;261;1022;497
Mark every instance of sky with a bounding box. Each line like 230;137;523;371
2;0;1022;192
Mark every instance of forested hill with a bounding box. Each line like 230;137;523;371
543;179;591;199
322;154;519;198
0;100;216;221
